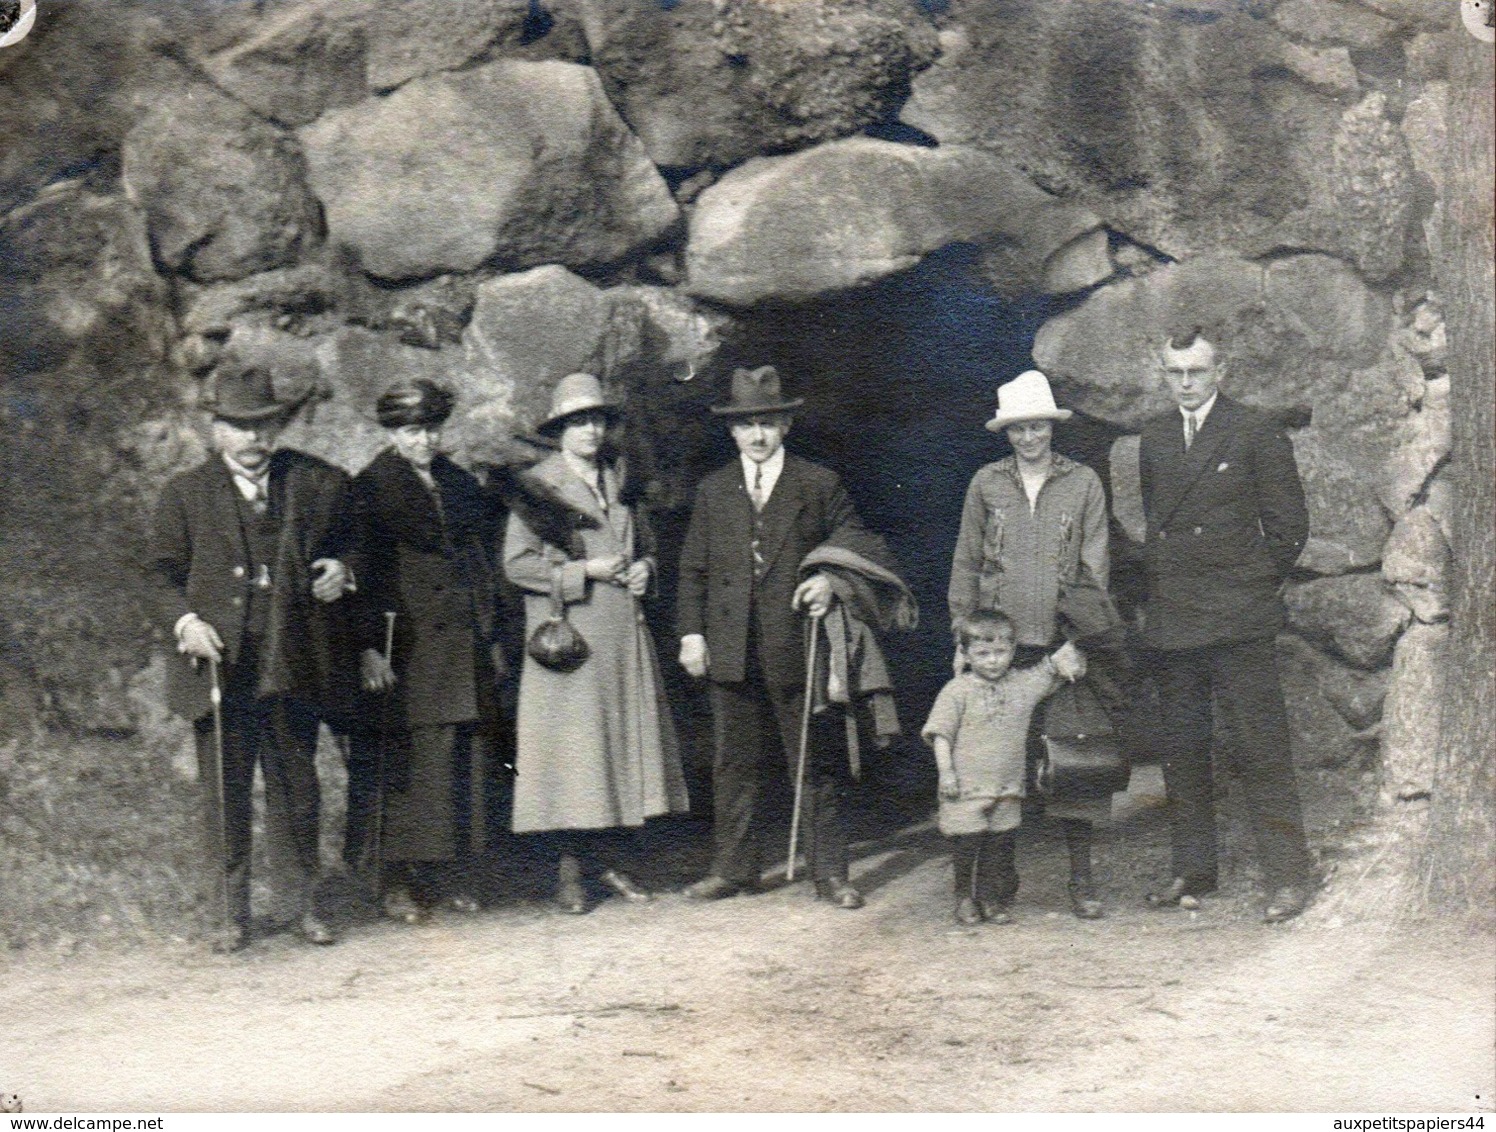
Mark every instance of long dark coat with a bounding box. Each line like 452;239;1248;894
146;448;358;724
349;448;502;729
1137;395;1308;651
676;453;886;688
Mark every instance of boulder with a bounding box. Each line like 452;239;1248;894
580;0;938;169
180;264;347;338
1283;574;1411;670
1382;505;1450;623
901;0;1406;270
298;61;678;280
121;84;321;283
1262;256;1390;368
1040;229;1114;295
1290;427;1393;574
1272;0;1398;49
1277;635;1381;770
1378;376;1450;517
1379;620;1447;803
684;138;1104;306
1108;435;1144;545
1401;83;1448;264
362;0;587;91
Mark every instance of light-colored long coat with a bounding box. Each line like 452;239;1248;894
503;452;688;834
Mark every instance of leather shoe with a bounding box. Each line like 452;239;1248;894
954;897;983;926
383;886;428;925
979;902;1013;925
299;912;338;946
815;880;865;909
210;923;248;954
1146;877;1207;911
599;869;652;903
1068;880;1105;920
446;893;481;914
1263;885;1310;924
684;875;744;901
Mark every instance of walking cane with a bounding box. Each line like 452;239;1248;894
786;608;825;883
208;657;232;934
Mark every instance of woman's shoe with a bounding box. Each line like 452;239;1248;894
383;886;428;925
1068;880;1105;920
555;854;588;914
979;902;1013;925
446;893;481;914
954;897;983;926
599;869;652;903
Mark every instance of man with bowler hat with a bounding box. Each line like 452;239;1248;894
1139;326;1316;923
677;365;891;909
146;359;357;950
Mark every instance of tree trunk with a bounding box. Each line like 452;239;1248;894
1427;26;1495;920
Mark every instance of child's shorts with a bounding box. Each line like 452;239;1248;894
938;795;1021;836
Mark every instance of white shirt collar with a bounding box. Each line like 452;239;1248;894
741;446;786;500
222;453;269;500
1180;391;1219;429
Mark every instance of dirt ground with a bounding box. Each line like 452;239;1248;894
3;774;1493;1115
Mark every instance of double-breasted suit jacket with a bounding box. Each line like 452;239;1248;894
1138;395;1307;651
677;454;870;687
147;448;358;724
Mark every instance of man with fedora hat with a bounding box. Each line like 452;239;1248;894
146;358;358;950
677;365;891;909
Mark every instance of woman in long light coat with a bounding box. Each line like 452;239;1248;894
504;373;688;913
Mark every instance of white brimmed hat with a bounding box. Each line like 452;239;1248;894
536;372;622;436
985;369;1073;433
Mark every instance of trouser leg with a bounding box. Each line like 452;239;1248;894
1211;639;1314;890
194;701;255;929
1065;819;1094;884
343;731;382;874
976;829;1019;907
767;681;847;884
950;835;980;900
1153;651;1219;891
256;695;322;917
707;679;769;885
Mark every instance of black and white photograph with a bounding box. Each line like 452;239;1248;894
0;0;1491;1115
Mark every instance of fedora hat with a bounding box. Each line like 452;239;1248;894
710;365;804;417
536;373;621;437
200;359;314;422
985;369;1073;433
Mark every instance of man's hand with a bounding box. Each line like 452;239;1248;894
585;554;627;582
178;615;224;664
311;558;352;603
938;769;962;801
792;572;833;618
1051;641;1087;682
679;634;710;679
623;559;651;597
360;648;396;692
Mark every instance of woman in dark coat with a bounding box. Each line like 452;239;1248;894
346;379;504;923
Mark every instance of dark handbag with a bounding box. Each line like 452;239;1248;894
1037;677;1130;801
526;566;589;673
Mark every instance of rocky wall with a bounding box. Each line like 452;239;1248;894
0;0;1462;825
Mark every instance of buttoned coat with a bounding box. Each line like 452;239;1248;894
146;448;358;724
677;454;877;688
349;448;501;730
1137;395;1308;651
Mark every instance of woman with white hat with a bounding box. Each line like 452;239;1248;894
503;373;688;913
946;368;1113;921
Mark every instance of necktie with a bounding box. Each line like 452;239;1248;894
1184;412;1197;451
751;463;765;512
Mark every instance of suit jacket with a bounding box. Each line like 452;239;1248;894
1138;395;1308;651
146;448;358;723
349;448;501;730
677;453;882;687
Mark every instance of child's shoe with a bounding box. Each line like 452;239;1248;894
979;901;1013;924
954;897;983;926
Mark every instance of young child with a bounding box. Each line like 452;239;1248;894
921;610;1086;925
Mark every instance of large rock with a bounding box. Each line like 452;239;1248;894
362;0;586;90
179;264;347;339
902;1;1413;274
298;61;678;281
1290;427;1393;575
1379;375;1450;518
684;138;1103;306
1277;635;1380;770
1382;505;1450;623
1380;620;1447;803
121;84;321;283
580;0;937;169
1108;435;1144;545
1272;0;1398;49
1402;83;1448;264
1284;574;1411;670
1262;256;1389;367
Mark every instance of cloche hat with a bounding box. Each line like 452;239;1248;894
536;373;621;437
985;369;1073;433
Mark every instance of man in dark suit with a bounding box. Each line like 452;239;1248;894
677;366;880;909
1139;327;1316;923
147;360;357;950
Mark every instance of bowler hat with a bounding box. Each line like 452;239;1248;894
536;373;621;437
201;359;314;422
985;370;1073;433
710;365;804;417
